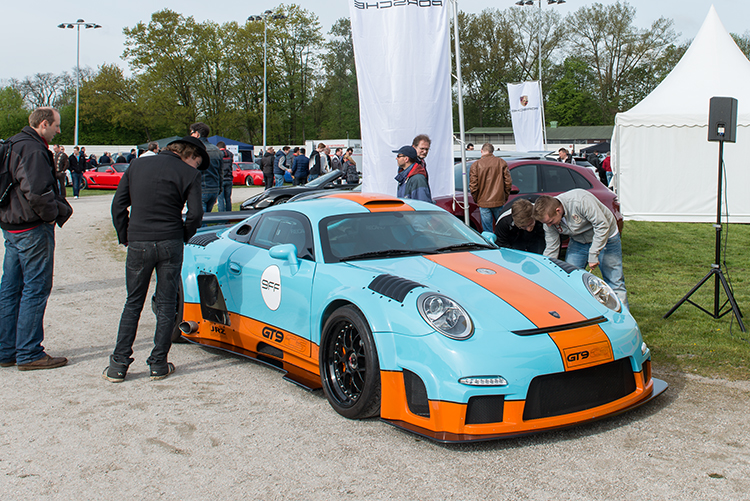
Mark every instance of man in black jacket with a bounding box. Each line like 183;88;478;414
0;107;73;370
494;198;545;255
260;147;275;189
216;141;234;212
104;136;206;383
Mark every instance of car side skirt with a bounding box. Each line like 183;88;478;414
379;366;667;443
181;302;322;390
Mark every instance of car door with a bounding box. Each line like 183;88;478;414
223;211;316;354
539;163;592;196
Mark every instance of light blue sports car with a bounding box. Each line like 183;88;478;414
175;192;666;442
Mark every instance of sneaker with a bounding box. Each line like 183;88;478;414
102;365;127;383
74;196;79;199
0;359;16;367
17;354;68;371
150;362;175;381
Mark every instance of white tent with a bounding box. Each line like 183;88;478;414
612;5;750;223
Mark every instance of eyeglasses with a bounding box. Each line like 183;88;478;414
396;154;406;158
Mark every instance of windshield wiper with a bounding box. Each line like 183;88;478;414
434;242;496;253
342;249;433;261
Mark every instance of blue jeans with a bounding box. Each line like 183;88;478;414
274;174;285;187
111;239;183;370
480;206;504;232
217;181;233;212
0;224;55;364
565;234;628;309
202;192;218;213
71;171;83;197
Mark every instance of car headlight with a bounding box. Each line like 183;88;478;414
583;273;621;312
417;293;473;340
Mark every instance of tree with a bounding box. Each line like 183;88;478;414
11;72;74;108
504;6;569;83
123;9;203;130
731;31;750;60
0;86;28;139
312;18;360;139
567;1;678;120
545;57;606;126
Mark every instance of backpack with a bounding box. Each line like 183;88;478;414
345;162;359;184
0;138;15;207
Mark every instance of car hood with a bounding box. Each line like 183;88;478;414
341;248;617;334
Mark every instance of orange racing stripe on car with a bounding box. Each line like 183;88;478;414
323;192;415;212
424;253;613;370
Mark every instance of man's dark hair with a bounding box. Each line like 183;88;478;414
335;147;343;154
412;134;431;147
190;122;210;138
283;146;291;152
29;107;58;128
293;147;300;154
300;148;306;155
147;142;159;152
217;141;226;149
165;142;200;161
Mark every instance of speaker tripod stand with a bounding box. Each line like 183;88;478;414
663;139;745;332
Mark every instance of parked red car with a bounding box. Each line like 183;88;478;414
82;163;129;190
435;159;623;232
232;162;264;186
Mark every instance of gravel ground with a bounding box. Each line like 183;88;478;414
1;188;749;500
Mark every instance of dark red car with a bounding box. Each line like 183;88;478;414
82;163;129;190
232;162;264;186
435;159;623;232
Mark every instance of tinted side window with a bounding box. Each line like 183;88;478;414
250;212;314;260
541;165;577;193
509;164;538;194
571;170;593;189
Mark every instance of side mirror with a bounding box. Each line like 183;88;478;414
106;168;115;174
481;231;497;245
269;243;299;274
510;185;519;195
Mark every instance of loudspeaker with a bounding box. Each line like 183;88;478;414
708;96;738;143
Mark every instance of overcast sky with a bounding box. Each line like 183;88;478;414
1;1;746;82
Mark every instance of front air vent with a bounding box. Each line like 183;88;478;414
466;395;505;425
549;258;579;274
368;274;424;303
403;370;430;418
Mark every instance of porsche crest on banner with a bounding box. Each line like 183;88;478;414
349;1;454;198
508;81;545;152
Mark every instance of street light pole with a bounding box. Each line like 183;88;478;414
57;19;101;147
514;0;566;85
248;10;286;154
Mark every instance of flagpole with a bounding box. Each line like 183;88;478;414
451;0;469;226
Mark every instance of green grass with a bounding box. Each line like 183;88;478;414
66;187;116;197
623;221;750;379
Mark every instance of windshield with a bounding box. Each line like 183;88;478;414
320;210;493;263
307;169;343;187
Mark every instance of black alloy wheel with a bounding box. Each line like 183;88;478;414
319;305;381;419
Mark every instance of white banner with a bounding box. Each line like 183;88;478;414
349;1;453;198
508;81;544;152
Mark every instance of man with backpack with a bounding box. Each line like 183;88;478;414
0;107;73;370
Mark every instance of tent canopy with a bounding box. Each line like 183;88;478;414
580;142;609;154
137;136;181;150
611;5;750;223
207;135;254;152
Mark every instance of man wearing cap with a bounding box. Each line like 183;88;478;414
104;136;206;383
394;145;433;203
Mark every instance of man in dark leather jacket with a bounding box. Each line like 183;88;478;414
0;107;73;371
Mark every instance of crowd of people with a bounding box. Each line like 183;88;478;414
0;107;626;381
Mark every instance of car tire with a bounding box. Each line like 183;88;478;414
319;305;381;419
245;176;253;186
81;177;88;189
